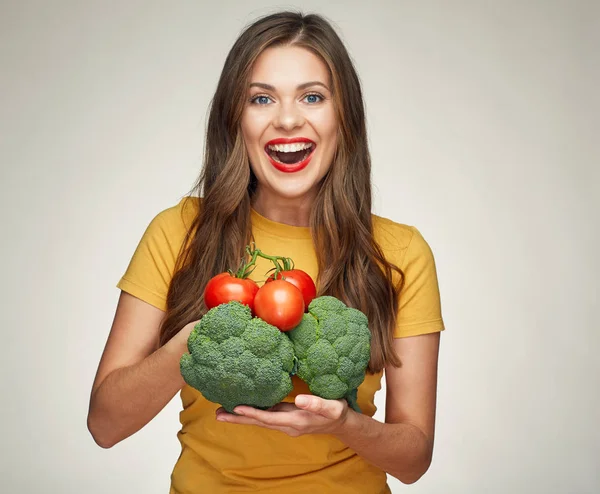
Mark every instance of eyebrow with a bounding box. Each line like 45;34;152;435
249;81;330;91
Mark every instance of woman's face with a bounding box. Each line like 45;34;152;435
241;45;338;204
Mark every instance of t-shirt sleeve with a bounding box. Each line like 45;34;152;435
394;226;445;338
116;208;184;312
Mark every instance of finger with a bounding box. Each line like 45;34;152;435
233;404;297;415
215;407;238;418
295;395;344;420
216;410;260;424
266;402;298;412
217;413;288;432
232;406;300;428
216;403;294;419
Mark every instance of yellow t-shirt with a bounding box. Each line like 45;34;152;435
117;196;444;494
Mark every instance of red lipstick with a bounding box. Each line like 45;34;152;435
264;137;317;173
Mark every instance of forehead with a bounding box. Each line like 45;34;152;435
249;45;331;88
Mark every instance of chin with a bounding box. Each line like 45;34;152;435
269;182;317;200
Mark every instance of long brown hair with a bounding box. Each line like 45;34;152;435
160;11;404;372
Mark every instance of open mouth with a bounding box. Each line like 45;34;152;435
265;142;315;165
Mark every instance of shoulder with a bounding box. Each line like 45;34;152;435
141;196;201;248
151;196;200;232
136;196;201;257
117;197;202;310
372;214;432;268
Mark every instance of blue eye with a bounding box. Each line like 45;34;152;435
304;93;323;104
251;95;272;105
250;93;324;105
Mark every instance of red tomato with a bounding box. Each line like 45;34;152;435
204;272;259;311
266;269;316;311
254;280;305;331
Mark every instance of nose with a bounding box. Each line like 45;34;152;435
273;100;305;131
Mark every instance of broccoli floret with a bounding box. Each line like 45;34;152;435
180;301;296;413
287;296;371;412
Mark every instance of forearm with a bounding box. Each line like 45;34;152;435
333;412;432;484
87;335;187;448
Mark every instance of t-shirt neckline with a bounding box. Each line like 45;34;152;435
250;208;313;240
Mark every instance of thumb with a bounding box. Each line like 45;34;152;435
295;395;343;419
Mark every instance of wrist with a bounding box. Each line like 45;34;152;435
168;320;196;355
332;407;357;438
165;331;188;361
162;334;187;388
332;408;384;444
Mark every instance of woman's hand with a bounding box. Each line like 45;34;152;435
215;395;350;437
172;319;200;354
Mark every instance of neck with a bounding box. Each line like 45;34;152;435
251;189;315;227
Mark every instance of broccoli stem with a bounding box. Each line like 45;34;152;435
345;388;362;413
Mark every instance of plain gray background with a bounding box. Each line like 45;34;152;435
1;0;598;493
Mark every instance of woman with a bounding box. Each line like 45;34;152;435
87;11;444;494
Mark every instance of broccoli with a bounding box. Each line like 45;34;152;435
180;301;296;413
287;296;371;412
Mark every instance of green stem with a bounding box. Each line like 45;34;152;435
246;245;294;280
234;246;260;278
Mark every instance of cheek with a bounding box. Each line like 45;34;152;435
241;113;261;148
242;109;271;137
315;110;338;144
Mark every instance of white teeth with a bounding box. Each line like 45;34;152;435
267;142;313;152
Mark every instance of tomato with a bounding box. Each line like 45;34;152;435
254;280;305;331
204;272;260;311
266;269;316;311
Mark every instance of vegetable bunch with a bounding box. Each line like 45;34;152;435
180;246;371;413
203;245;316;331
